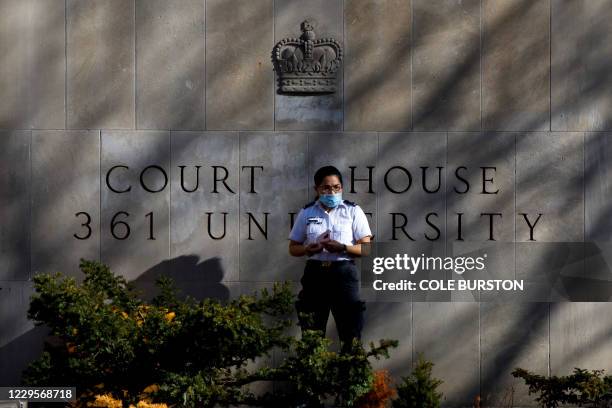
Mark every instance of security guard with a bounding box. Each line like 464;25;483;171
288;165;372;352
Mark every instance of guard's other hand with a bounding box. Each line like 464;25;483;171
322;240;345;253
305;243;324;256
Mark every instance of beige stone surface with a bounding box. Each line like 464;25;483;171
516;132;584;301
67;0;135;129
0;281;43;387
585;132;612;241
100;130;170;281
413;302;480;407
0;131;30;281
239;131;308;282
550;302;612;373
2;1;612;402
31;130;100;280
0;0;65;129
377;132;446;297
206;0;274;130
480;302;549;407
483;0;550;131
516;132;583;242
345;0;411;131
413;0;480;131
552;0;612;131
170;131;239;283
136;0;205;130
447;132;515;301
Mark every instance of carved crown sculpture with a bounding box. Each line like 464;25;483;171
273;20;343;94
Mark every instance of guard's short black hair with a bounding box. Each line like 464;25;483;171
314;166;343;187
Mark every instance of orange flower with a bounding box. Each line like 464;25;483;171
355;370;396;408
164;312;175;322
142;384;159;394
89;393;121;408
66;342;77;354
128;402;167;408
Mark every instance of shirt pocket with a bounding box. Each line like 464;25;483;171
332;223;353;245
306;223;326;244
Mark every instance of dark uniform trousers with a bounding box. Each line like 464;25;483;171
295;259;366;350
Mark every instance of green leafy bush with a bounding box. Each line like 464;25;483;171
23;259;397;407
512;367;612;408
392;354;443;408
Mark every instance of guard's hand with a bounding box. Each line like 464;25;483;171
305;243;323;256
322;240;345;253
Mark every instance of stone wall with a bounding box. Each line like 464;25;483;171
2;1;612;406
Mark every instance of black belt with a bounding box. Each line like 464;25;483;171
306;259;355;268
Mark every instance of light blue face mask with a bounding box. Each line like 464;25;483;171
319;193;342;208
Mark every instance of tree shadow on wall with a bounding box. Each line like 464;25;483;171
130;254;230;303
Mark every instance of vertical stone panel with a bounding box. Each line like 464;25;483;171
447;132;515;301
136;0;205;130
345;0;410;131
377;132;446;301
516;132;584;301
67;0;135;129
552;0;612;131
480;303;549;407
31;130;100;279
0;282;35;348
550;303;612;373
206;0;273;130
239;132;307;281
413;0;480;131
275;0;343;131
378;132;446;242
0;281;46;387
585;132;612;241
0;131;30;281
483;0;550;131
413;302;480;407
0;0;65;129
585;132;612;288
362;302;412;380
101;131;170;283
170;131;239;293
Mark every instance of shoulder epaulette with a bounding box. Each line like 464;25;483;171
303;200;316;209
343;200;357;206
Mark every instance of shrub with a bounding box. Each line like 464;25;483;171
512;367;612;408
392;354;443;408
23;259;397;407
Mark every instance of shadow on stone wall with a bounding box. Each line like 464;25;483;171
1;0;612;406
131;254;230;302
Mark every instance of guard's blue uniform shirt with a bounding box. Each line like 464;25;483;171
289;199;372;261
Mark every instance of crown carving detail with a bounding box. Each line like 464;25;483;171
273;20;343;94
